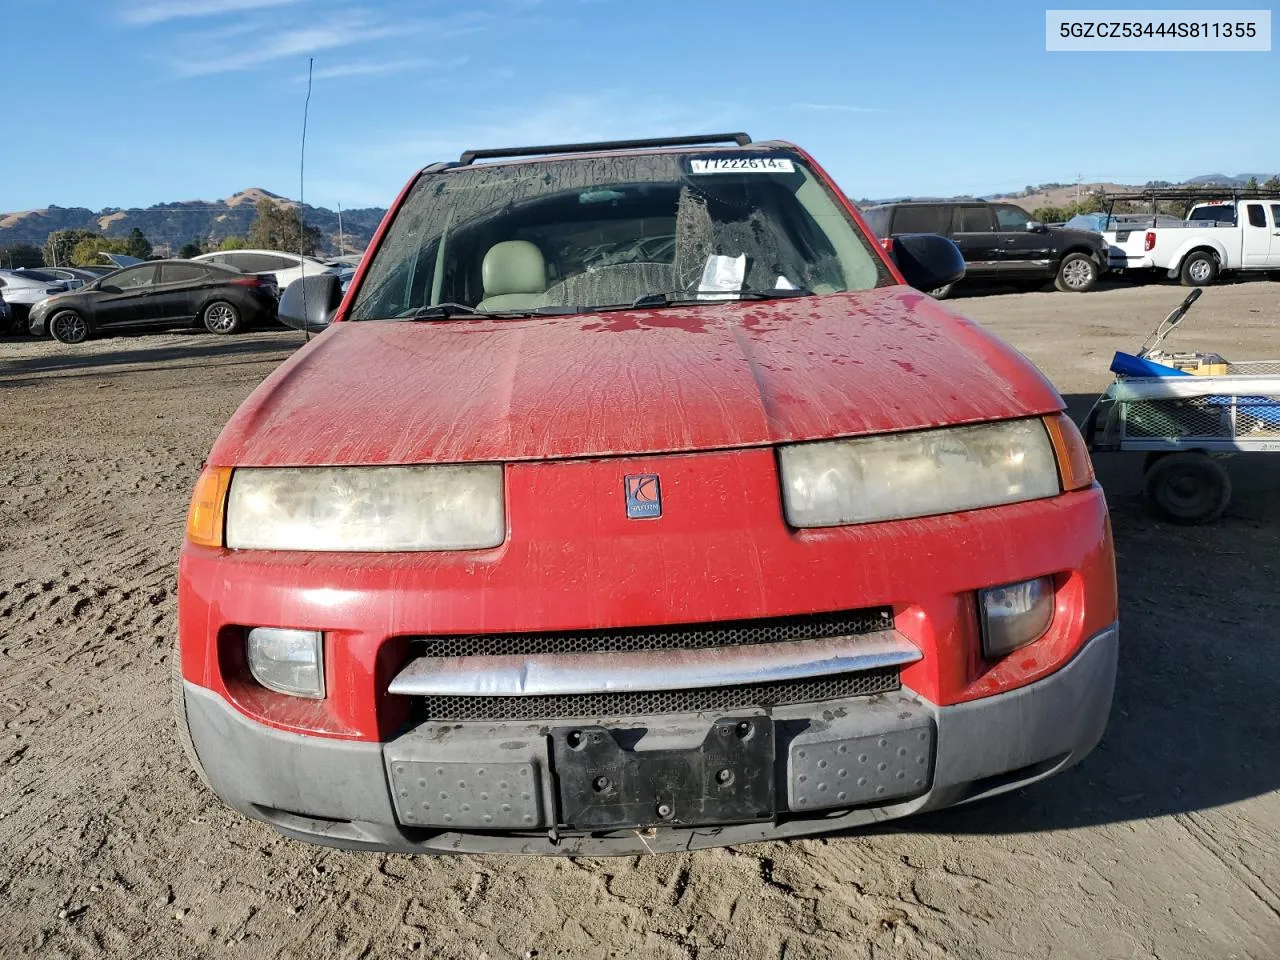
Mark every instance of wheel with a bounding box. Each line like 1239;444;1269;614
202;300;242;335
1180;251;1218;287
1142;452;1231;524
49;309;89;344
928;282;955;299
1055;253;1099;292
170;636;211;790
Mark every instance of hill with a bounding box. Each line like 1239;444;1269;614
0;189;385;257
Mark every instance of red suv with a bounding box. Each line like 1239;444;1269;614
175;134;1117;855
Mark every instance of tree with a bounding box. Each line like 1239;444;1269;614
177;241;205;259
217;235;250;251
1032;206;1067;224
44;229;100;267
125;227;153;260
1244;176;1259;192
0;243;45;268
70;237;131;267
247;198;322;256
1263;175;1280;192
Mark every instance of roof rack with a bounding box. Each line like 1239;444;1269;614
1104;187;1280;201
458;133;752;166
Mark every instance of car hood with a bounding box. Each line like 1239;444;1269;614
211;287;1063;467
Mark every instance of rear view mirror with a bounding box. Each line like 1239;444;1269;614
279;274;342;332
1026;220;1048;233
887;234;965;293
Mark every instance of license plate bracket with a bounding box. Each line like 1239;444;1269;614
550;716;775;830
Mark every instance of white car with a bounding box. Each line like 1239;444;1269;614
0;269;71;331
1104;196;1280;285
193;250;340;294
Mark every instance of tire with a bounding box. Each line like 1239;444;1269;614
49;309;89;344
170;635;212;790
1180;251;1219;287
1054;253;1099;292
928;282;955;299
202;300;242;335
1142;452;1231;524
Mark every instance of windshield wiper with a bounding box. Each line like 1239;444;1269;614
628;287;814;309
737;286;814;300
398;303;582;320
405;302;495;319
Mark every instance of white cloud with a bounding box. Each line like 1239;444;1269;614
172;15;406;76
121;0;306;26
306;57;466;82
792;103;884;114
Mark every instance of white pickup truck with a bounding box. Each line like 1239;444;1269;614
1104;197;1280;285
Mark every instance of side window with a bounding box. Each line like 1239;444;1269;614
892;205;949;235
110;265;158;289
233;253;286;272
264;254;298;270
1271;205;1280;227
220;253;255;272
953;206;994;233
1246;204;1266;228
994;205;1033;230
160;263;208;284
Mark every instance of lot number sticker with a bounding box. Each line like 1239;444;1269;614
689;157;795;174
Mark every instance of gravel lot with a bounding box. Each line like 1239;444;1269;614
2;281;1278;960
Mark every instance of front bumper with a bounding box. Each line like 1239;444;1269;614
183;623;1117;856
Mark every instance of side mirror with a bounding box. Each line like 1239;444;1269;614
887;233;965;293
279;273;342;332
1026;220;1048;233
100;284;121;294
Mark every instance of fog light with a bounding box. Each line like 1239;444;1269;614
979;577;1055;658
246;628;325;698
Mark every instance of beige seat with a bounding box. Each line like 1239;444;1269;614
476;240;547;311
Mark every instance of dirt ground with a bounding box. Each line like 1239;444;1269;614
2;280;1278;960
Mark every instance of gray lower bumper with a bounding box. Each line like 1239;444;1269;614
183;624;1117;856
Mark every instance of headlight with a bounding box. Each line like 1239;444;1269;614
225;464;505;551
247;627;325;698
778;419;1060;527
980;577;1055;658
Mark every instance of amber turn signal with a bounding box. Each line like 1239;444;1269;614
187;466;232;547
1044;413;1094;492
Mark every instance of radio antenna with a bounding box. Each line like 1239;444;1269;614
299;57;313;342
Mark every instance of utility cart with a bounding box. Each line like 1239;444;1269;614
1085;288;1280;523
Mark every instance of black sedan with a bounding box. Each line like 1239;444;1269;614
29;260;278;343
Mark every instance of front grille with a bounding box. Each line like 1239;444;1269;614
407;607;893;659
410;668;900;722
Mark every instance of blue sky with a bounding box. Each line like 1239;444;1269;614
1;0;1276;212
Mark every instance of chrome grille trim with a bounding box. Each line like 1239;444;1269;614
388;631;919;698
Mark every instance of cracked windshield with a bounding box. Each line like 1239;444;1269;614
352;152;888;319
